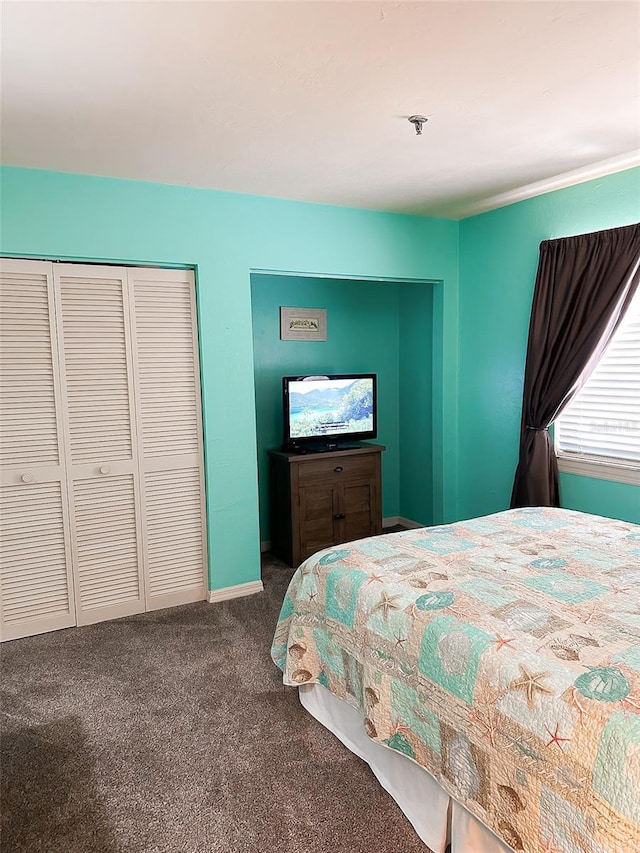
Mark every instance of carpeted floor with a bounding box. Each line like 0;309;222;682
1;552;430;853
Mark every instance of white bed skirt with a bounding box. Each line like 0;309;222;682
299;683;512;853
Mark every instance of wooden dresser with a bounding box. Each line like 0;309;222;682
268;444;385;567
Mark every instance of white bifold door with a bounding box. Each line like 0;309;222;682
0;260;207;641
0;260;76;638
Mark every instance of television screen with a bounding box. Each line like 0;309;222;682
283;374;377;447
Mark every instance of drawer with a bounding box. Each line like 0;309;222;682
296;453;376;485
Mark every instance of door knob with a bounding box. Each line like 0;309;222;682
21;473;34;483
99;465;111;475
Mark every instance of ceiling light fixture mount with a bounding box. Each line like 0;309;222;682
408;115;428;135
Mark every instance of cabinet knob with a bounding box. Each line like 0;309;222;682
21;473;34;484
334;513;346;520
333;466;344;473
99;465;111;475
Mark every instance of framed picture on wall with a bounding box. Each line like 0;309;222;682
280;307;327;341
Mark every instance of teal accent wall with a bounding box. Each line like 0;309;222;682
399;283;434;524
1;166;459;587
250;274;434;541
458;168;640;523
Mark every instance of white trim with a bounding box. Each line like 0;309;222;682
260;540;271;553
207;580;264;603
459;150;640;219
557;454;640;486
383;516;424;530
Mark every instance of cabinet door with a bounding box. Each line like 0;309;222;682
0;260;76;640
339;478;377;544
299;483;338;561
54;264;145;625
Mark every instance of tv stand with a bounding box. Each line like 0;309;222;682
285;440;366;454
268;444;385;567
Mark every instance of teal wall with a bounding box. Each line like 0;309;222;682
250;274;434;541
3;164;636;591
559;475;639;524
0;166;459;588
458;168;640;524
399;284;434;524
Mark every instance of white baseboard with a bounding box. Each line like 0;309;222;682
260;540;271;553
207;580;264;603
383;515;424;530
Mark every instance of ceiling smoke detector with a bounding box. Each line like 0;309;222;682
408;115;428;135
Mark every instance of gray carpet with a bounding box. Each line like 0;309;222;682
1;553;430;853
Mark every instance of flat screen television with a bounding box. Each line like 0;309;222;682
282;373;377;452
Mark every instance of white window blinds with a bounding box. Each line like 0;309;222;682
555;286;640;470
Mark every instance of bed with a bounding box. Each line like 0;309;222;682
271;507;640;853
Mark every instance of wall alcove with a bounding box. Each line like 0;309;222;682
249;271;437;547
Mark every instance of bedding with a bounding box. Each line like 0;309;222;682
271;507;640;853
299;682;512;853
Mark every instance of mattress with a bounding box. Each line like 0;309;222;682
271;507;640;853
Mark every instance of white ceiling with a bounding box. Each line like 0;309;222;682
1;1;639;219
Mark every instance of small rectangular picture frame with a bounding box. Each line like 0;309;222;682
280;306;327;341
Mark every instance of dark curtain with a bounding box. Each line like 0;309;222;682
511;223;640;508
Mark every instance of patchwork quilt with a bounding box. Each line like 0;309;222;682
271;508;640;853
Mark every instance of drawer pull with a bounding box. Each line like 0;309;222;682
333;466;344;473
334;513;346;520
21;473;34;484
99;465;111;475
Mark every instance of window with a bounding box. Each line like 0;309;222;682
555;286;640;485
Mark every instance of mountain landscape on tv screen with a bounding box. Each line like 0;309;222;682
289;379;373;438
289;381;358;410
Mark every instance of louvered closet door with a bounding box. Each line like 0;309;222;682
53;264;145;625
128;268;207;610
0;260;76;640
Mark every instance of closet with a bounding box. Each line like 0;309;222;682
0;260;207;641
